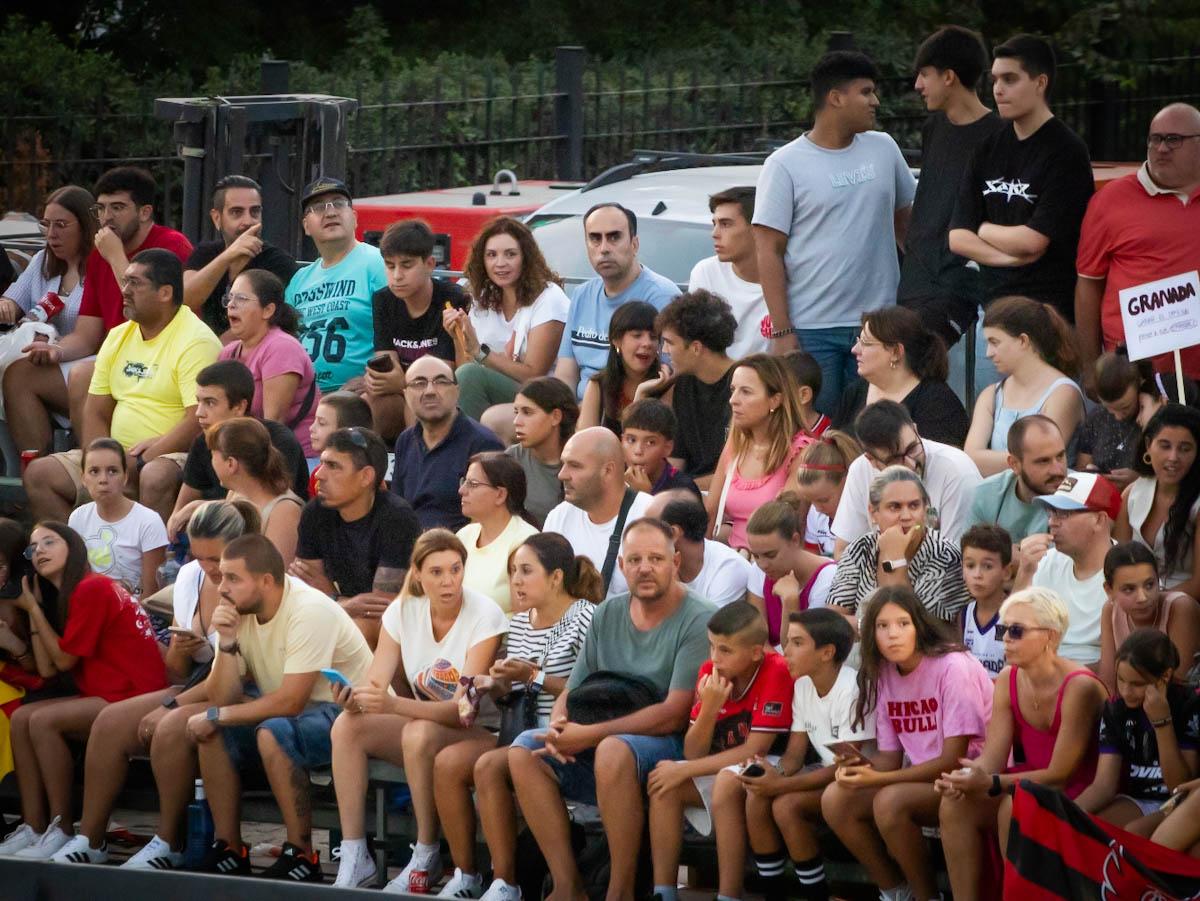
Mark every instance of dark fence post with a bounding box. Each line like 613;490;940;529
827;31;856;51
261;60;291;95
555;45;585;181
1087;77;1120;160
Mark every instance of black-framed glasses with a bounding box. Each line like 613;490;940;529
866;439;923;469
1148;133;1200;150
304;198;351;216
459;477;495;491
406;376;456;392
344;427;369;448
995;623;1051;641
1045;507;1091;521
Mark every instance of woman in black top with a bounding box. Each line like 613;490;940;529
833;307;970;447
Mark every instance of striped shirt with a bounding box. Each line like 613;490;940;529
827;529;969;622
503;599;595;724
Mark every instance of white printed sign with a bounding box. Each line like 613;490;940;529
1118;270;1200;362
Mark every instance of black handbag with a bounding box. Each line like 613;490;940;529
496;685;539;746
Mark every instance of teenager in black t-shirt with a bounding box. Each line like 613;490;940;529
948;35;1093;322
899;27;1005;346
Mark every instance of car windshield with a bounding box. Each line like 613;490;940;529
527;214;710;290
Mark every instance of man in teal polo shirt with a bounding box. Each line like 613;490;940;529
969;414;1067;545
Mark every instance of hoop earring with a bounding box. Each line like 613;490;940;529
1143;452;1153;465
889;358;899;370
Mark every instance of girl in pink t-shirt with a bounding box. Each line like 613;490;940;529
821;585;993;901
219;269;320;455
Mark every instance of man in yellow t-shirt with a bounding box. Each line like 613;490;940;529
23;248;221;522
184;534;372;881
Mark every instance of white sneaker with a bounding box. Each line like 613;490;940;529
0;822;39;856
14;817;72;859
438;868;484;898
384;845;443;894
480;877;523;901
121;835;184;870
331;842;378;888
51;834;109;864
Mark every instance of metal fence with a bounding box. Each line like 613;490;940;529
3;42;1199;220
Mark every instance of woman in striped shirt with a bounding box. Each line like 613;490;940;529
828;467;969;624
433;533;601;901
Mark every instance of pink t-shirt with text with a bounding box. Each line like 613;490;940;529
874;651;993;765
220;326;320;456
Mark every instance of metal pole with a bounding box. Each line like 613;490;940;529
260;60;291;95
555;46;585;180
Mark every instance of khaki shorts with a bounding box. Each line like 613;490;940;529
51;448;188;505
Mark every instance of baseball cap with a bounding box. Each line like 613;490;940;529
1035;472;1121;522
300;176;352;208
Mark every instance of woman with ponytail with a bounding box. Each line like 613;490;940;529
432;533;601;901
965;296;1085;475
795;430;862;556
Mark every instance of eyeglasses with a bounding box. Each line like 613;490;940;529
23;536;62;560
459;477;495;491
1148;133;1200;150
344;427;369;448
854;332;883;348
866;439;923;469
123;275;152;291
221;290;258;309
1045;507;1092;521
304;198;351;216
406;376;456;392
90;202;131;218
995;623;1052;641
39;218;76;233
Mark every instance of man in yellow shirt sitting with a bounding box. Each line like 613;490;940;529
24;249;222;522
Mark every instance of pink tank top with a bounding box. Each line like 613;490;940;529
761;560;836;646
725;431;813;549
1111;591;1188;650
1007;666;1103;798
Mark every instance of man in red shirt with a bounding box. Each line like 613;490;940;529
1076;103;1200;389
4;167;192;455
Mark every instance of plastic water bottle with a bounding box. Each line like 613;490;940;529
184;778;214;869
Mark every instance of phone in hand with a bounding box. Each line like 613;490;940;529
167;626;201;639
826;740;870;767
1160;789;1189;814
367;354;395;373
321;668;352;688
740;762;766;778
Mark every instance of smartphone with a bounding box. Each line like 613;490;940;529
321;668;352;688
1160;789;1189;814
167;626;200;639
367;354;395;373
740;762;766;778
825;740;870;766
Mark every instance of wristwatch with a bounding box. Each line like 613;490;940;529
206;706;222;726
474;343;490;364
162;695;179;710
219;640;240;655
527;668;544;692
988;774;1003;797
881;558;908;573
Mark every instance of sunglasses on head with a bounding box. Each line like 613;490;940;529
995;623;1051;641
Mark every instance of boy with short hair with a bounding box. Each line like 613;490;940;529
647;601;794;901
715;608;870;901
621;398;701;497
307;390;375;495
782;350;831;437
959;523;1014;676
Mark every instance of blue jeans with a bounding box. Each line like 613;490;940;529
221;702;341;771
796;326;861;417
510;728;684;805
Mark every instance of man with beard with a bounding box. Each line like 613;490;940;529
183;175;299;339
969;414;1068;545
4;166;192;447
390;355;502;531
832;401;982;554
185;534;373;882
508;518;713;901
544;425;656;598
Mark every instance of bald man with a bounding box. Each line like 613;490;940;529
543;426;655;597
1077;102;1200;386
391;355;503;530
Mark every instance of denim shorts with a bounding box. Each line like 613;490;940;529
510;728;684;806
221;702;341;772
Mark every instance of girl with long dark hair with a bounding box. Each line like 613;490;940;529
578;300;662;434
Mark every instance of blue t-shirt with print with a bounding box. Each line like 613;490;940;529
556;265;679;400
287;242;388;392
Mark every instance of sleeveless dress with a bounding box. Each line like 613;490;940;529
724;431;812;550
1007;666;1104;799
761;560;836;646
1126;476;1200;589
988;376;1083;452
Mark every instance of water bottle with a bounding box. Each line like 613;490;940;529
184;778;214;869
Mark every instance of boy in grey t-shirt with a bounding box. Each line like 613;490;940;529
507;519;714;901
753;51;916;414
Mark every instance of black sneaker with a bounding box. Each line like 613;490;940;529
200;838;251;876
260;842;323;882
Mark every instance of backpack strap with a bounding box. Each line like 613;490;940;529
600;488;638;595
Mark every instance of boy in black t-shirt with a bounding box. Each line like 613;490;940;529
949;34;1093;322
621;399;701;498
898;26;1004;346
363;219;468;440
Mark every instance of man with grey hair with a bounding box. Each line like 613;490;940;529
1076;102;1200;386
543;426;655;597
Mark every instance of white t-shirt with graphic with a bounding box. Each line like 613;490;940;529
68;501;168;597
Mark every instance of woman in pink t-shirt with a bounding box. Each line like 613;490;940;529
219;269;320;455
821;585;993;901
935;587;1107;901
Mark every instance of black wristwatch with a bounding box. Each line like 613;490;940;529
988;774;1003;797
161;695;179;710
219;640;240;655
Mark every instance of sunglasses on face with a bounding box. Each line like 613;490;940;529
995;623;1051;641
